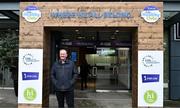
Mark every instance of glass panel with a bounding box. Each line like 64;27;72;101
117;48;130;89
86;47;130;91
0;65;13;87
0;30;18;88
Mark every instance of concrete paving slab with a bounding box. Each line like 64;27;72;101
0;89;180;108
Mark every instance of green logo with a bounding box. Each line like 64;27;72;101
24;88;37;101
144;90;157;104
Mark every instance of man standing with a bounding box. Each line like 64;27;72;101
51;49;78;108
80;59;90;90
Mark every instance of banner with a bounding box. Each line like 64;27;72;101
18;49;43;104
138;51;163;107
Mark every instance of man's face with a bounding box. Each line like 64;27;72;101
59;50;67;61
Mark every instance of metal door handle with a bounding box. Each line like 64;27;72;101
92;67;97;76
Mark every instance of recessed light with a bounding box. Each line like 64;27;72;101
115;30;119;33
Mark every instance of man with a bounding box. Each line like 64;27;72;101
80;59;90;90
51;49;78;108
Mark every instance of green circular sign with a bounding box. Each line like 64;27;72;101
144;90;157;104
24;88;37;101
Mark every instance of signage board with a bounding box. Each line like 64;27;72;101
50;10;132;19
18;49;43;104
138;51;163;107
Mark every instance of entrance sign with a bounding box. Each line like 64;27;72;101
50;10;132;19
138;51;163;107
18;49;43;104
19;2;163;107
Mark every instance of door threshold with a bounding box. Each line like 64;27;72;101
96;90;129;93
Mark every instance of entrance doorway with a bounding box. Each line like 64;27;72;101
86;47;131;91
50;27;133;92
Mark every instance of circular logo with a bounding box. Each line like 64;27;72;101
142;55;160;67
22;6;41;22
141;6;161;23
142;55;153;67
23;54;33;65
24;88;37;101
144;90;157;104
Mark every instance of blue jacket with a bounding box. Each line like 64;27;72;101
51;60;78;91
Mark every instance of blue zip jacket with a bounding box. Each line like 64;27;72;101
51;60;78;91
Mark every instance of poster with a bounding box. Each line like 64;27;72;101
138;51;163;107
18;49;43;104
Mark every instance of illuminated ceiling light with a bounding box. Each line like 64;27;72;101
77;36;85;39
92;36;95;40
115;30;119;33
61;38;69;41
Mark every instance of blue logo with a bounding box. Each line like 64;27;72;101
22;6;41;22
141;6;161;23
22;72;39;80
142;74;159;83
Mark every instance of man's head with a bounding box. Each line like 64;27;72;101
59;49;68;61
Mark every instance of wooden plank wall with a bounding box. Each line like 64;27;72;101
20;2;163;49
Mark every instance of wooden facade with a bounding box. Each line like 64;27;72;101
19;2;163;108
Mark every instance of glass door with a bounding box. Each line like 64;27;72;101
86;47;131;91
117;48;131;90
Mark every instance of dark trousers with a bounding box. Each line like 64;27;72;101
81;77;87;90
56;90;74;108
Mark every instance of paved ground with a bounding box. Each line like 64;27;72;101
49;90;132;108
0;89;180;108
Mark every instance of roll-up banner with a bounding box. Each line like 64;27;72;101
18;49;43;104
138;51;163;107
